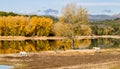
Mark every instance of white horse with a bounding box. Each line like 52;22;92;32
93;47;101;52
19;51;27;57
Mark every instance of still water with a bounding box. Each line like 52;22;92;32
0;38;120;54
0;65;13;69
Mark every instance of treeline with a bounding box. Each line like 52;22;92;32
0;16;53;36
0;11;58;23
0;3;92;37
90;18;120;35
0;15;91;36
1;12;120;36
0;11;19;16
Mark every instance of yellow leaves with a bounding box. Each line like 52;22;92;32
26;16;53;36
25;42;37;52
61;3;88;24
0;16;6;27
57;3;89;37
80;25;92;35
38;17;53;28
78;39;91;48
74;25;92;36
53;22;72;36
0;16;53;36
54;40;71;50
30;16;38;26
29;16;53;28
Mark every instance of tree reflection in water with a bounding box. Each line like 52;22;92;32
0;38;120;54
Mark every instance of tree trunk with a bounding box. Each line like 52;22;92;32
71;36;75;49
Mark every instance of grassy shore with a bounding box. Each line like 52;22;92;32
0;48;120;69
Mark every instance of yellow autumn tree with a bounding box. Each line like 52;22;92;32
54;3;91;49
0;16;53;36
56;3;91;37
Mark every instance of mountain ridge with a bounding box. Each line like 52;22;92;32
89;13;120;22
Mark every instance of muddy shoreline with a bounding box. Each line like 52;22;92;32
0;49;120;69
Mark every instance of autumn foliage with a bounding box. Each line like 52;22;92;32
0;16;53;36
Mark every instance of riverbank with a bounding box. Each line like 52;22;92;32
1;35;120;41
0;48;120;69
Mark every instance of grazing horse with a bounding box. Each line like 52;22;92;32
19;51;27;57
93;47;101;52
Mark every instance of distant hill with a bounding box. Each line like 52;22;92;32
88;14;115;22
89;17;120;26
112;13;120;18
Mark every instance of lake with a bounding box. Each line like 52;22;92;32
0;65;13;69
0;38;120;54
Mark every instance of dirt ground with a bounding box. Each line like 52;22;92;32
0;49;120;69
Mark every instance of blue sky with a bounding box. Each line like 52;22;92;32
0;0;120;15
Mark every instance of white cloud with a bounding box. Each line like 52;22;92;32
77;2;120;6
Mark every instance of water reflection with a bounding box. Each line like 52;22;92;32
88;38;120;49
0;65;13;69
0;38;120;54
77;39;91;49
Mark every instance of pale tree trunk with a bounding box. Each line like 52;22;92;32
70;34;75;49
